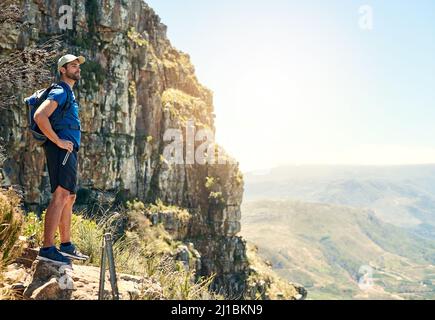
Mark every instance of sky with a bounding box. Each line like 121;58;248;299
146;0;435;172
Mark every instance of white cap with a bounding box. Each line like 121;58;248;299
57;54;86;71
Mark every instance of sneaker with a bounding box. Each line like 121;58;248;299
59;243;89;261
38;246;72;265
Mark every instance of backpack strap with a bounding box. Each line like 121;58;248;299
56;82;72;116
52;124;81;131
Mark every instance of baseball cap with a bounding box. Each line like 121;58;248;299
57;54;86;71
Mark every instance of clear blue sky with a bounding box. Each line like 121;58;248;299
146;0;435;172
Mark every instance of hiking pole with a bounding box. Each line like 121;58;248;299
98;233;120;300
98;236;107;300
62;152;71;166
105;233;120;300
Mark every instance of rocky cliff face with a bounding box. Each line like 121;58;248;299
0;0;296;298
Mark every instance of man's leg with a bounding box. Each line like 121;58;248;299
58;193;89;261
43;186;71;248
59;194;76;244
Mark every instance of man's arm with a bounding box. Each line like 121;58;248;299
34;99;74;153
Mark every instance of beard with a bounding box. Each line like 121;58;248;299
65;70;81;81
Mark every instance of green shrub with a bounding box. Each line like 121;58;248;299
205;177;215;190
22;212;44;248
71;214;103;264
127;27;149;47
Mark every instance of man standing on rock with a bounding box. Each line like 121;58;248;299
34;54;90;265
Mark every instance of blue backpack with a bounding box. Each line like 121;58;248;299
24;83;73;146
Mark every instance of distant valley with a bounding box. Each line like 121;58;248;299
241;165;435;299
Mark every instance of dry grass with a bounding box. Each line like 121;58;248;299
0;1;21;25
0;187;25;300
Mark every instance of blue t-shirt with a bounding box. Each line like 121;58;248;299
46;82;81;150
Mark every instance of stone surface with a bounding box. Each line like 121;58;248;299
14;259;150;300
30;277;72;300
3;263;29;285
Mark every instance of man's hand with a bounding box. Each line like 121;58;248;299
56;139;74;153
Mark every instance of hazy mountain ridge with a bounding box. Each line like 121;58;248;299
245;165;435;229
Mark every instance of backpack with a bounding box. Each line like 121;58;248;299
24;83;73;146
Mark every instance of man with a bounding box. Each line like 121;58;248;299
34;54;89;265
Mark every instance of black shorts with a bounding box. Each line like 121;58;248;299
43;140;78;195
